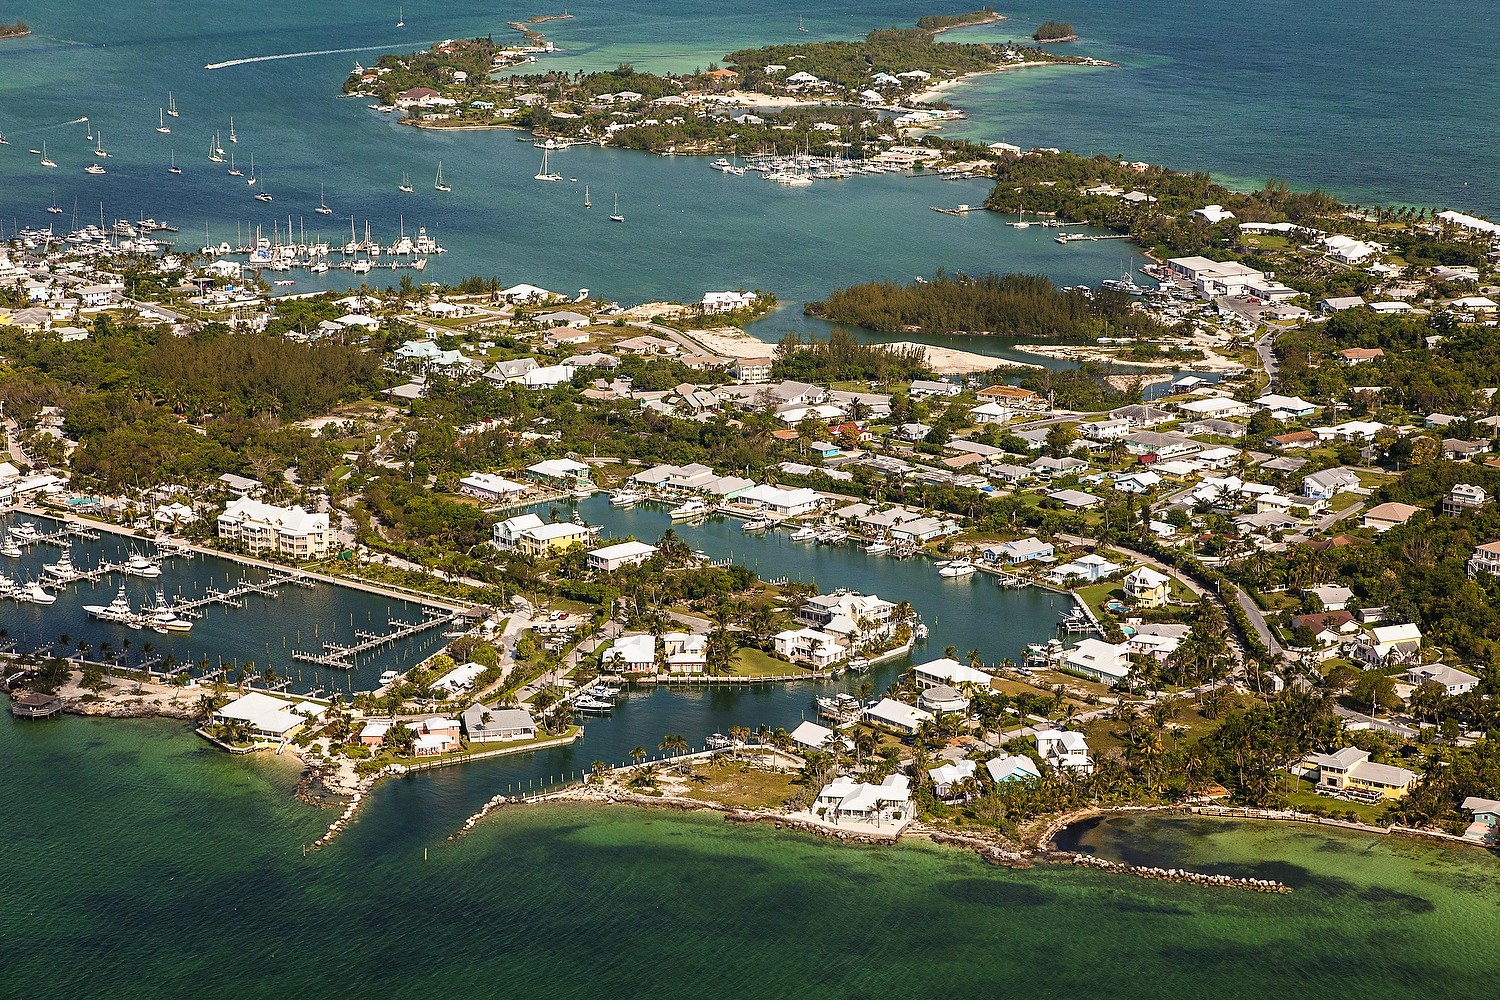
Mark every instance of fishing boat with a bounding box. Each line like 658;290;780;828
167;92;179;117
609;488;645;507
669;498;708;519
39;142;56;168
316;183;332;214
44;550;80;580
938;559;975;578
25;581;56;605
584;185;591;208
123;551;163;578
85;162;106;175
47;188;63;214
742;514;774;533
398;171;413;193
704;733;736;751
157;109;171;134
864;541;891;555
534;149;561;181
168;151;182;174
610;193;624;222
228;116;237;142
227;152;242;176
84;585;138;625
788;524;818;541
0;532;21;557
433;161;450;192
150;590;192;631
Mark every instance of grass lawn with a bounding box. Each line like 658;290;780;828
1355;471;1393;489
1327;491;1364;512
1282;780;1389;825
675;764;802;810
1076;581;1126;611
730;646;805;677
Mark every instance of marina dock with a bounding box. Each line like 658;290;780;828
290;608;460;670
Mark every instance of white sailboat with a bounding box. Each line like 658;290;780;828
228;116;237;142
584;184;591;208
167;92;179;117
534;149;561;181
255;172;273;202
39;142;56;168
610;193;624;222
209;132;224;163
168;151;182;174
398;171;413;193
396;6;405;27
227;152;242;176
247;152;256;185
157;109;171;134
47;187;63;214
799;15;809;31
434;161;450;192
93;131;108;157
316;183;333;214
214;131;226;156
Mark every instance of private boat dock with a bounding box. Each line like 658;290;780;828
291;607;461;670
169;570;318;616
10;691;64;719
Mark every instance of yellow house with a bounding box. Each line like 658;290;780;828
516;521;592;557
1123;566;1171;609
1308;748;1419;800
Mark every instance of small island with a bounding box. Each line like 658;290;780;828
0;20;31;40
1032;20;1079;42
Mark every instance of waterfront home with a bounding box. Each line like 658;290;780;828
459;472;527;502
663;632;708;673
1123;566;1171;608
862;698;933;735
773;627;845;669
918;685;969;714
790;720;837;751
986;754;1041;783
701;290;757;313
587;540;658;572
1362;501;1421;532
603;633;657;673
359;721;390;747
1035;730;1092;774
983;536;1054;565
526;458;592;486
213;692;318;742
217;497;329;559
492;513;545;550
813;774;912;829
1462;797;1500;843
1356;623;1422;666
1047;553;1120;584
433;662;488;696
910;657;990;690
1306;748;1418;799
516;521;592;557
927;759;977;798
1062;638;1131;684
1466;541;1500;578
461;704;537;743
738;483;822;517
1404;663;1479;695
413;717;462;756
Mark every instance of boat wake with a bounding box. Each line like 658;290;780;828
205;44;395;71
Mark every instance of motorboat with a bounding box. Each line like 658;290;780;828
25;581;56;605
1;532;22;557
938;559;975;578
85;585;137;623
44;550;80;580
85;162;106;175
9;523;38;542
123;551;163;578
379;670;400;686
571;695;613;714
742;515;774;533
669;498;708;519
149;590;192;631
609;489;646;507
788;524;818;541
864;541;891;555
704;733;736;750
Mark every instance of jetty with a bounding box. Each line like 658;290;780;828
291;607;460;669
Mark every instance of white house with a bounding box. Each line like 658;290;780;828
986;754;1041;783
971;401;1012;424
1035;730;1092;773
911;657;991;690
1063;638;1131;684
813;774;912;829
862;697;933;735
790;720;838;750
526;458;592;485
701;290;757;314
586;540;658;572
212;692;318;741
459;473;527;502
773;627;845;669
927;759;977;798
738;484;822;517
1358;623;1422;666
602;633;657;672
217;497;329;559
521;364;576;389
1405;663;1479;695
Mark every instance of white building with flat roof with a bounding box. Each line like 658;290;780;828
586;540;658;572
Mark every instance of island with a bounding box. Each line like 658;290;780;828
0;20;31;39
1032;20;1079;42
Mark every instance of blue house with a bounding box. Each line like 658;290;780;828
807;441;840;458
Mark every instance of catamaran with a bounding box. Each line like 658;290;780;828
534;149;561;181
396;6;405;27
398;171;413;193
167;92;179;117
227;152;241;176
255;173;273;202
434;161;450;191
47;188;63;214
610;193;624;222
316;183;333;214
157;109;170;134
168;151;182;174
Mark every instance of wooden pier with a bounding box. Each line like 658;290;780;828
10;691;64;719
290;608;460;670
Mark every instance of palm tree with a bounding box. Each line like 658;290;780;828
630;745;647;766
966;648;983;669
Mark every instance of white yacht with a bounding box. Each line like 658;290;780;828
742;514;774;533
669;498;708;519
534;149;562;181
788;524;818;541
44;550;80;580
9;523;38;542
938;559;975;578
864;541;891;555
609;489;646;507
150;590;192;631
85;585;139;627
1;532;22;557
25;581;56;605
123;551;163;578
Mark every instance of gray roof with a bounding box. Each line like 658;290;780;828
461;704;535;735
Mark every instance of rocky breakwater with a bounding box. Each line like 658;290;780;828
1060;852;1293;892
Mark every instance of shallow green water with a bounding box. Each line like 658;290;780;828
4;715;1498;998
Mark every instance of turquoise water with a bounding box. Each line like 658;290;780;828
4;714;1499;998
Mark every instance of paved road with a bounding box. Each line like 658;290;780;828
1254;329;1279;384
3;419;32;468
1231;583;1282;657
